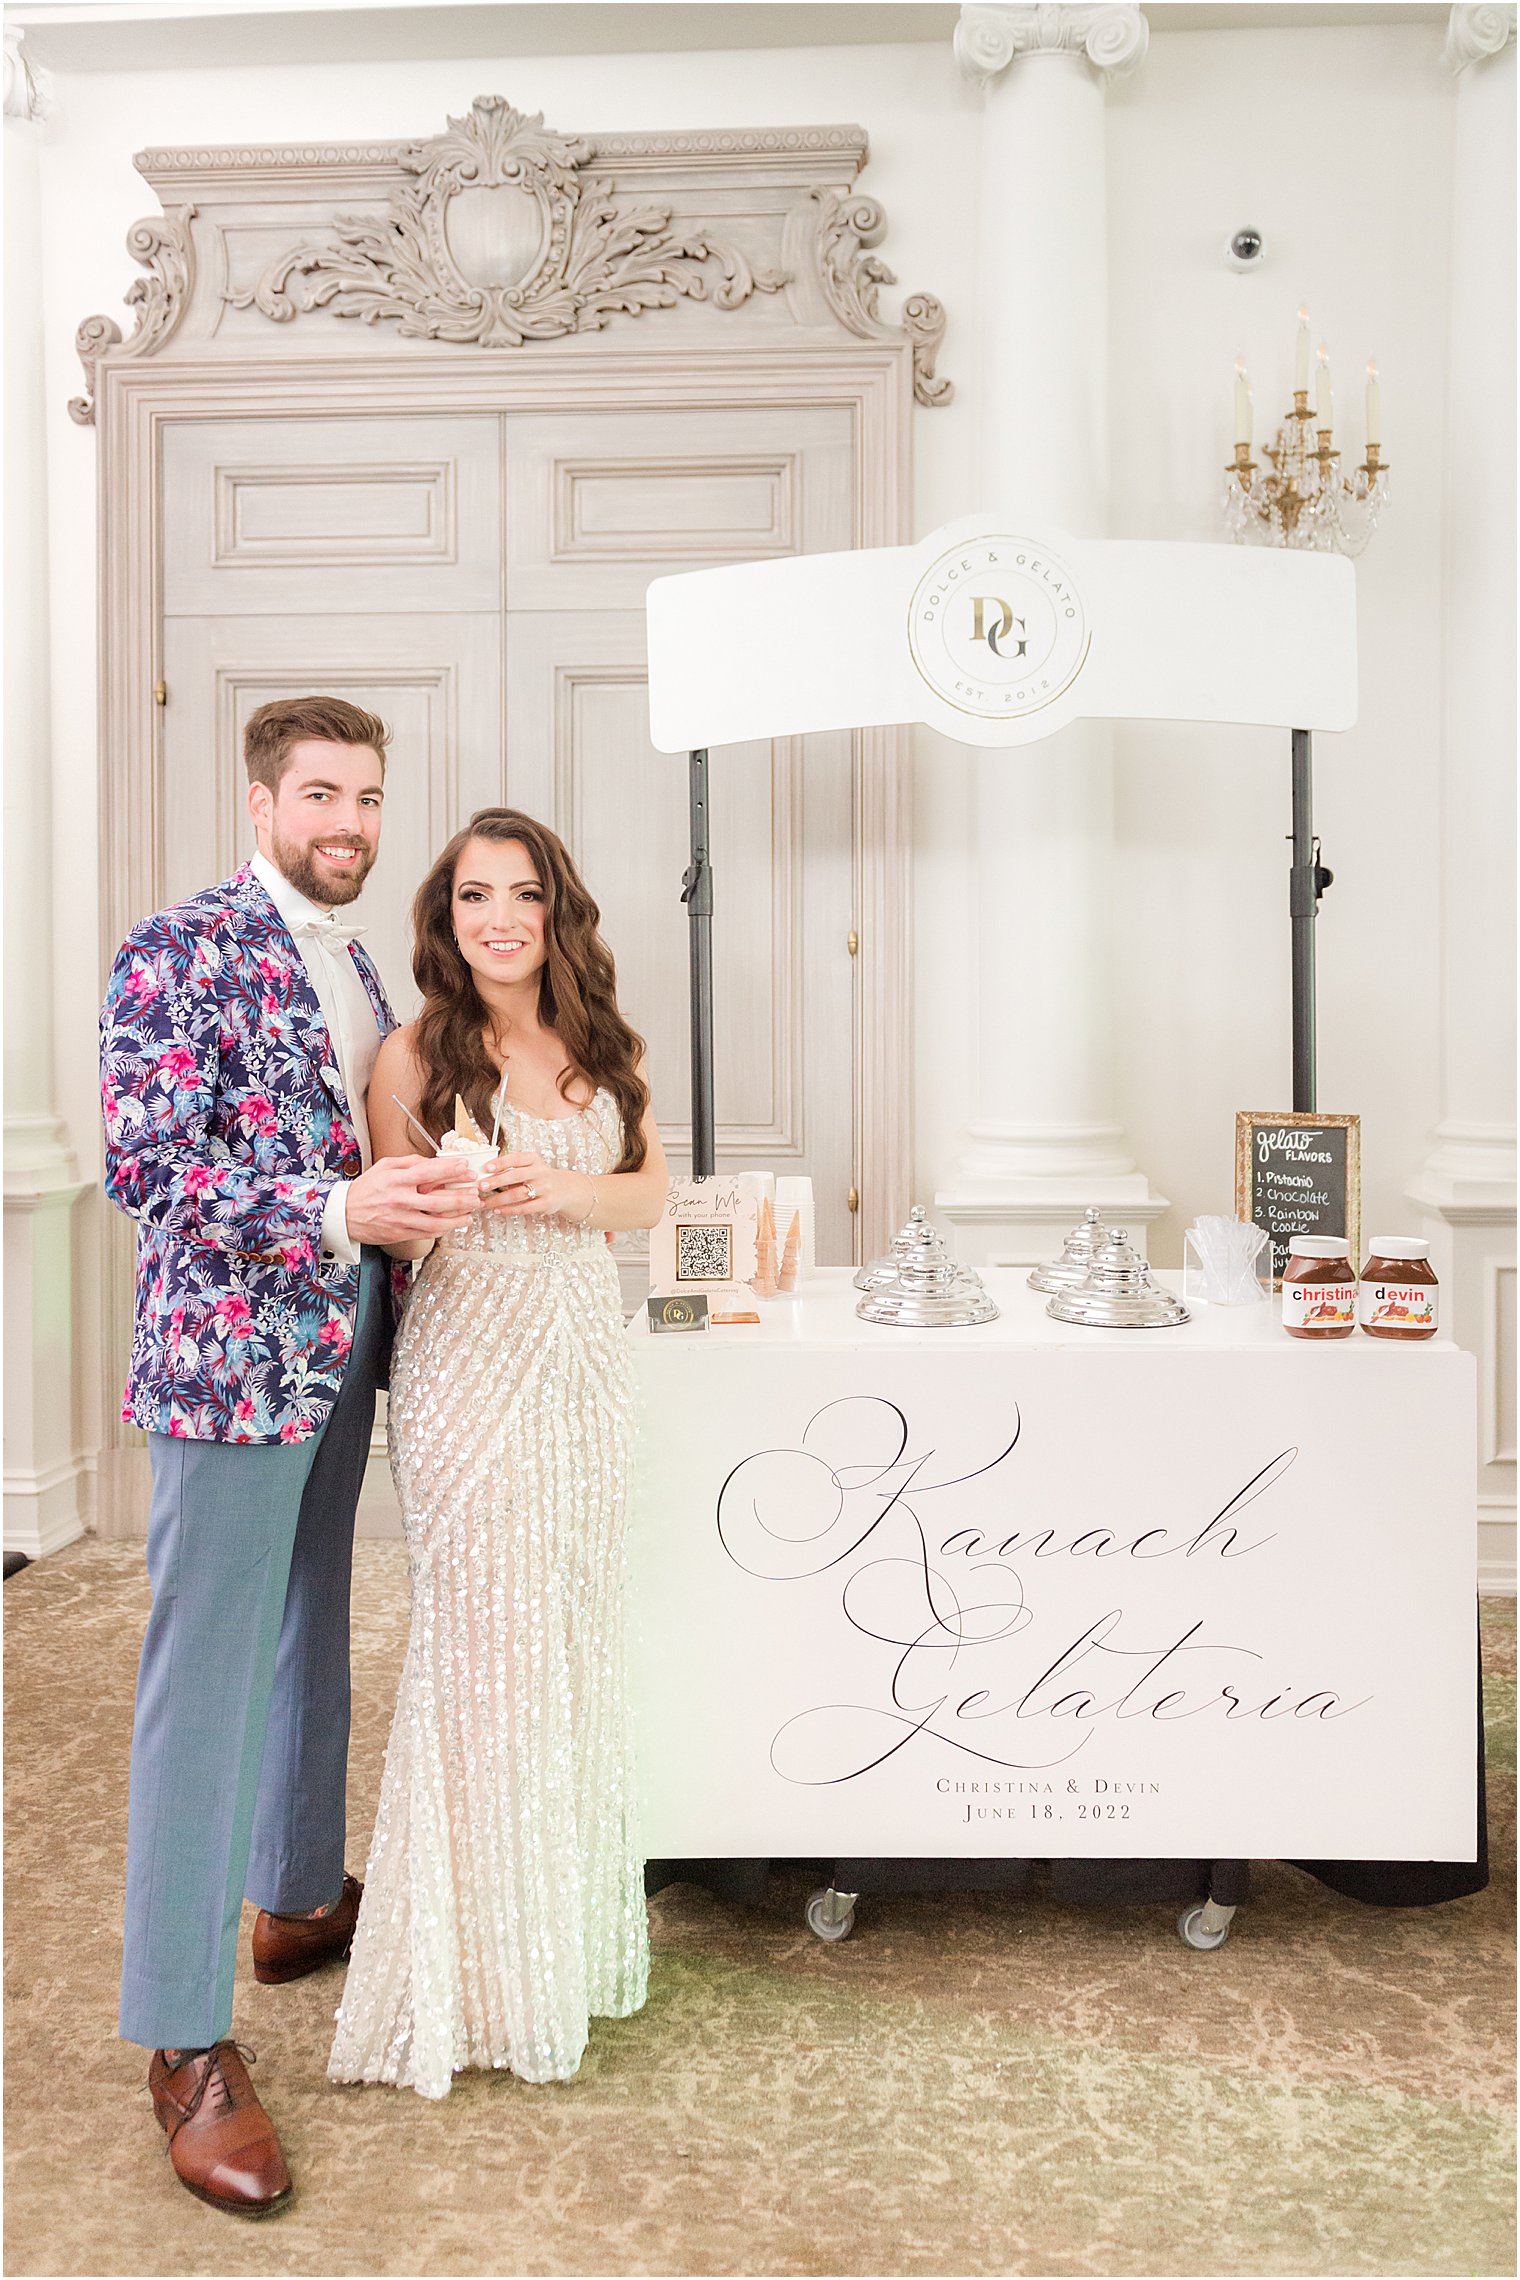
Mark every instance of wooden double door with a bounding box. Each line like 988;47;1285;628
160;404;859;1263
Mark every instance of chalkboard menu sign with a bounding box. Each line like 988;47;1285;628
1234;1111;1361;1287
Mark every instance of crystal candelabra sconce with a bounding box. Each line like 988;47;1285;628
1223;308;1389;555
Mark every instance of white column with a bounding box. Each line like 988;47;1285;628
936;3;1168;1266
1409;5;1518;1591
4;30;86;1560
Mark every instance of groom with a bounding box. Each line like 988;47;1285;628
101;696;479;2216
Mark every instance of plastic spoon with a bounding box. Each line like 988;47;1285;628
488;1061;508;1162
391;1095;442;1154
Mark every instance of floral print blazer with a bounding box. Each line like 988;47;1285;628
101;863;401;1444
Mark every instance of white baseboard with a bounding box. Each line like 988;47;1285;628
3;1455;89;1560
1478;1507;1516;1596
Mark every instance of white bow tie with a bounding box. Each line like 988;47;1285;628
291;914;366;949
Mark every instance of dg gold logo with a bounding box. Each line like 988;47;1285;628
646;1292;710;1334
907;536;1090;720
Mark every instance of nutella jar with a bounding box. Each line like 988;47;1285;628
1281;1237;1357;1338
1359;1238;1439;1340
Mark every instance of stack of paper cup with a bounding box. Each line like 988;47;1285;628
774;1176;815;1273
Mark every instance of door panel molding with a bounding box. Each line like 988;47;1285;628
505;402;848;611
162;412;501;613
552;453;801;565
214;461;457;571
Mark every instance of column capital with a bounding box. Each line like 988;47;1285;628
955;3;1148;89
1443;3;1517;71
4;30;53;124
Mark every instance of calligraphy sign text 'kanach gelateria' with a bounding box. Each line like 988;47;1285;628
625;1339;1474;1863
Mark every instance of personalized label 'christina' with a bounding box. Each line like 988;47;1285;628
907;535;1090;720
1283;1279;1358;1333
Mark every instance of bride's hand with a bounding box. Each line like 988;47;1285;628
476;1149;593;1223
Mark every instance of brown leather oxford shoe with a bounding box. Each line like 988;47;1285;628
251;1872;362;1985
149;2042;292;2217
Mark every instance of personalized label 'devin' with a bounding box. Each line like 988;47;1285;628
1359;1278;1438;1334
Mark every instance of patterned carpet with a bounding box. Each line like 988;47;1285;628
4;1540;1513;2278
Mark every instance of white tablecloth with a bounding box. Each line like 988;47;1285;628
625;1271;1477;1862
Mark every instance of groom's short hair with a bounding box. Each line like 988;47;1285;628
244;696;391;795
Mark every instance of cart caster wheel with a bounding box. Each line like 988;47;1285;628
805;1888;856;1942
1178;1901;1235;1951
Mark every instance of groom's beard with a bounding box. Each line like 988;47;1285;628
272;826;376;907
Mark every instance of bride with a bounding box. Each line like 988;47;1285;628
330;807;667;2098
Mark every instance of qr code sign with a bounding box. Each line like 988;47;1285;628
676;1221;732;1283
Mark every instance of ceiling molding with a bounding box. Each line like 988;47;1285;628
12;1;1451;75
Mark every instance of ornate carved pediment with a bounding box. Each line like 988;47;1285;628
228;98;789;349
812;188;950;410
69;209;195;426
70;97;952;421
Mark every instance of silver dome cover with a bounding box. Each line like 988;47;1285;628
1028;1206;1113;1293
856;1207;1000;1328
1045;1228;1189;1328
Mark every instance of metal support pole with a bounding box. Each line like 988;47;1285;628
680;746;716;1178
1289;726;1334;1114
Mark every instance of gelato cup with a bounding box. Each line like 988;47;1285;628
438;1132;498;1192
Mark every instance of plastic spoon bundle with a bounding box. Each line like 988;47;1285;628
1187;1215;1270;1305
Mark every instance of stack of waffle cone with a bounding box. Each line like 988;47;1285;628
778;1211;801;1293
753;1197;778;1298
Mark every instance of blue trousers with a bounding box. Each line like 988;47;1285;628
118;1253;386;2051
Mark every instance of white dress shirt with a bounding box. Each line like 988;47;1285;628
251;851;380;1266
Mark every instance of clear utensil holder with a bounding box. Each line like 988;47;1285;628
1183;1218;1272;1306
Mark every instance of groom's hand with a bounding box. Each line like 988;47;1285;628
343;1153;481;1245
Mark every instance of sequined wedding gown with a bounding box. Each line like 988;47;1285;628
330;1090;649;2098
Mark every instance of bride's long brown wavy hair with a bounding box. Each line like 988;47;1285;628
411;809;648;1171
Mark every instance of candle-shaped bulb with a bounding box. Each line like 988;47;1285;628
1365;359;1382;450
1315;343;1333;428
1233;358;1253;447
1295;306;1311;394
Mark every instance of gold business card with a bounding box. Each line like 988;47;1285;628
647;1293;710;1334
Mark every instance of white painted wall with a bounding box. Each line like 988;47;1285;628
1106;23;1462;1262
21;17;1512;1491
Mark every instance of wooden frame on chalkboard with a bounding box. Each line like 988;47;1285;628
1234;1111;1361;1289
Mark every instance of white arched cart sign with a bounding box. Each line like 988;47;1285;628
633;534;1477;1885
644;518;1357;1170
